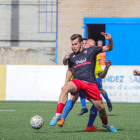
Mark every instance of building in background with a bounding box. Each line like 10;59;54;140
0;0;57;64
0;0;140;65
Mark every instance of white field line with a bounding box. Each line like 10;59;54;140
0;110;15;111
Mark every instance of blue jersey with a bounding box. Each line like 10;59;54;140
68;46;103;83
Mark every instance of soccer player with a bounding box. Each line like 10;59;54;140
78;39;112;115
63;38;88;116
50;33;117;132
96;40;112;112
82;38;87;48
133;70;140;76
78;38;88;115
97;40;103;47
57;57;112;132
51;39;112;132
97;40;106;65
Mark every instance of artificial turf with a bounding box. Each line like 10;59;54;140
0;101;140;140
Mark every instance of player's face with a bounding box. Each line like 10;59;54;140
86;41;95;48
83;40;87;48
97;43;103;47
71;38;82;53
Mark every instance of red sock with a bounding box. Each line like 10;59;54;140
56;102;65;113
100;116;108;125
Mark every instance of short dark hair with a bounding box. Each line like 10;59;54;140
70;34;83;42
82;38;87;41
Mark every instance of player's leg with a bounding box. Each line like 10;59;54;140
99;88;112;112
78;90;101;131
50;81;78;126
90;98;117;132
57;91;86;127
57;94;78;127
78;92;88;115
85;104;102;132
90;99;107;120
96;77;112;112
85;82;117;132
57;91;99;131
61;96;77;120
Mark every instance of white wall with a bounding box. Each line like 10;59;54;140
6;65;67;101
102;66;140;102
6;65;140;102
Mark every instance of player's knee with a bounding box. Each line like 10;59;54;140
98;104;105;111
71;95;78;102
61;85;69;93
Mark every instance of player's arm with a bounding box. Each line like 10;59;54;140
101;32;113;52
64;57;73;84
133;70;140;76
65;67;73;84
99;59;112;79
63;52;71;65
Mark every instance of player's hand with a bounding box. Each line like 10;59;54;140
133;70;140;76
64;52;71;60
105;59;112;68
101;32;112;40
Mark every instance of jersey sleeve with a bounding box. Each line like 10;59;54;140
68;58;73;68
95;66;103;78
96;54;101;61
92;46;103;55
95;56;103;78
95;64;103;74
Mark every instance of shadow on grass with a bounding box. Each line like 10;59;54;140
33;130;86;133
107;114;118;116
58;129;124;133
34;132;47;133
33;129;124;133
102;129;123;132
56;130;88;133
56;130;107;133
96;114;118;117
115;129;140;132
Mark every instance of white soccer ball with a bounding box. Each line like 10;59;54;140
30;115;44;129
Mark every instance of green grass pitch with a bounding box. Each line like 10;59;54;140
0;101;140;140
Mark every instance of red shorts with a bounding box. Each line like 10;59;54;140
70;79;102;100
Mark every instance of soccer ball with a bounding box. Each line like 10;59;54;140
30;115;44;129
